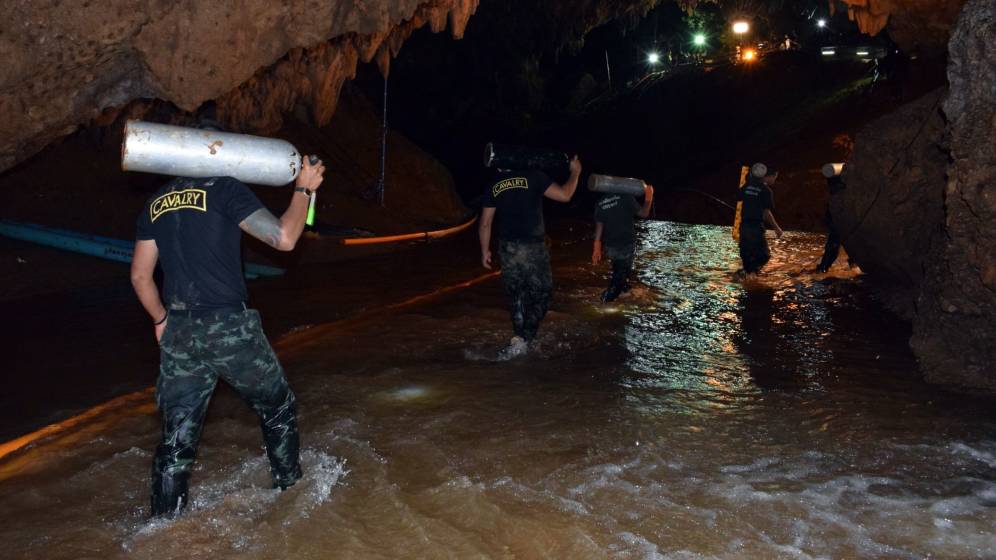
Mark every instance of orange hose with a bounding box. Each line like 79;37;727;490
0;388;155;463
0;268;500;464
341;215;477;246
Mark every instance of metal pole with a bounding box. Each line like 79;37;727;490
377;74;388;207
604;50;612;87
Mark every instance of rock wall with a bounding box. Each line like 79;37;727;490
837;0;996;391
912;0;996;391
0;0;479;172
831;88;948;319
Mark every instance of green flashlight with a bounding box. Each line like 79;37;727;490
305;155;319;227
306;192;316;227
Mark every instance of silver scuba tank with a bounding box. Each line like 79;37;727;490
121;120;303;186
587;174;647;197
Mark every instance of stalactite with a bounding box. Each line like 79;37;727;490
839;0;894;36
214;0;478;133
836;0;968;52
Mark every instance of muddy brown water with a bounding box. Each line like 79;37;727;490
1;221;993;559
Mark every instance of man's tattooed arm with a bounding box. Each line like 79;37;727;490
240;208;285;249
239;157;324;251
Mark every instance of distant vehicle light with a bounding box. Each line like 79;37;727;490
732;21;750;34
821;48;836;56
742;49;757;61
856;50;870;56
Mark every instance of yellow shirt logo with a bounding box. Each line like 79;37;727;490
492;177;528;198
150;189;207;222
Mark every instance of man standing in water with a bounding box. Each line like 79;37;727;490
479;155;582;356
130;153;325;517
737;163;783;281
591;183;655;302
816;170;846;273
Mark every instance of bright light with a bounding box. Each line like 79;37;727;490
817;19;827;28
647;52;661;64
377;385;434;402
693;33;706;47
732;21;750;34
821;48;836;56
742;48;757;61
856;50;870;56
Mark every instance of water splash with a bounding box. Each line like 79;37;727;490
121;449;346;553
2;221;994;559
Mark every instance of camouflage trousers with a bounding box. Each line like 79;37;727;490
603;243;635;302
152;308;301;517
499;240;553;342
739;221;771;273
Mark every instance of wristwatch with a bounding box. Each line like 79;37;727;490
294;187;314;196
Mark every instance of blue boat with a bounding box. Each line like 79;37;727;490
0;219;285;280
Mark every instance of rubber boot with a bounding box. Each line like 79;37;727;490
150;462;191;518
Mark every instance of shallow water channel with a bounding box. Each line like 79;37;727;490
1;221;993;559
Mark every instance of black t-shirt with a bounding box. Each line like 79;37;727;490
826;176;845;196
737;177;774;223
594;193;640;248
136;176;264;310
481;169;552;242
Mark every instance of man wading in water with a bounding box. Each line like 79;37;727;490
131;152;325;517
737;163;784;281
592;183;655;302
479;155;582;357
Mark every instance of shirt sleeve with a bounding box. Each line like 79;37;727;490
220;178;265;224
481;181;495;208
135;203;154;240
763;187;774;210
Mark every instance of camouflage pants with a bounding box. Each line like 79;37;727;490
499;240;552;341
152;308;301;517
739;221;770;273
603;244;635;302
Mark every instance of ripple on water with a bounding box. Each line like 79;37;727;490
1;221;994;560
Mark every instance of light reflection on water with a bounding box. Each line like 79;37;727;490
0;221;994;559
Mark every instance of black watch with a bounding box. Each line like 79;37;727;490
294;187;314;196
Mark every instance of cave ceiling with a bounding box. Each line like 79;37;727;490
0;0;966;174
837;0;966;50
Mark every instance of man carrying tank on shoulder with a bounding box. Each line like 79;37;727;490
131;144;325;517
479;154;582;356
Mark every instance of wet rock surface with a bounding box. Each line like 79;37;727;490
913;0;996;391
836;0;996;392
831;88;948;319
